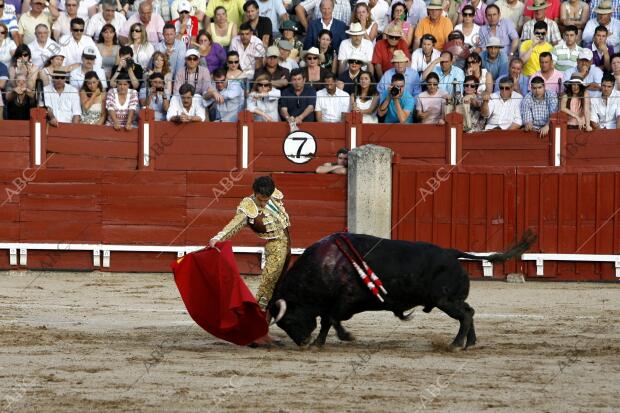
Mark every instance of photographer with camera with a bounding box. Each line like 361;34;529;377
139;72;170;120
519;21;553;76
377;72;415;123
110;45;144;90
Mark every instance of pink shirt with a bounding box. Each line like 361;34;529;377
530;69;564;95
119;14;165;44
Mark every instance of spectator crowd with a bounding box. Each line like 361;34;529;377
0;0;618;133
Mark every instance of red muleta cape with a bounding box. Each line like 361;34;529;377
171;241;268;345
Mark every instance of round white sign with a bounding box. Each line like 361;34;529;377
283;131;317;164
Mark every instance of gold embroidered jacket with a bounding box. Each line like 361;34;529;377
212;189;291;241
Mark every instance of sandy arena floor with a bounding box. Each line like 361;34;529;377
0;271;619;413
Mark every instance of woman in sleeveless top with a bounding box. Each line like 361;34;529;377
465;52;493;94
128;22;154;68
561;74;592;131
97;23;120;81
208;6;237;48
351;71;379;123
560;0;589;39
80;71;107;125
352;3;378;43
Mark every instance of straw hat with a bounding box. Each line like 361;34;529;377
391;50;409;63
527;0;550;11
301;47;325;63
384;23;403;38
426;0;443;10
593;0;613;14
565;73;585;85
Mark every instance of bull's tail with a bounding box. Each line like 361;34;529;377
451;230;537;263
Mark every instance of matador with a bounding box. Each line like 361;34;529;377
209;176;291;309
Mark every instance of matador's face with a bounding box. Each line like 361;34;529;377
254;193;270;208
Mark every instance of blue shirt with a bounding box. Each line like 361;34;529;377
481;50;509;83
380;90;415;124
432;65;465;94
377;68;422;98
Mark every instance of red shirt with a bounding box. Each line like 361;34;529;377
172;15;199;47
523;0;561;20
371;39;411;72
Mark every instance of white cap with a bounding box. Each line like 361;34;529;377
177;0;192;13
185;48;200;58
577;49;593;60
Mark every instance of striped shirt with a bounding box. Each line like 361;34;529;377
521;18;562;45
552;42;582;73
520;90;559;129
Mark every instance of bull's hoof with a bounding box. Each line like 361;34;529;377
311;338;326;347
448;342;465;352
337;331;355;342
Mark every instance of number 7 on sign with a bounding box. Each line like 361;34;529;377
283;131;317;165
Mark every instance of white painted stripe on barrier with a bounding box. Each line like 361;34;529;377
350;126;357;150
143;123;150;166
522;253;620;277
554;127;561;166
34;122;41;166
242;125;249;168
450;127;457;165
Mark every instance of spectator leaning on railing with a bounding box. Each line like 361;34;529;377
481;76;522;130
561;73;592;131
590;72;620;129
378;71;414;124
315;71;350;123
315;147;347;174
247;73;281;122
279;67;316;125
205;67;244;122
167;82;206;122
5;73;36;120
106;71;139;130
520;75;559;138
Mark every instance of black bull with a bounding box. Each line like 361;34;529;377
267;231;536;348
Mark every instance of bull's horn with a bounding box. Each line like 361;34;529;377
274;299;287;323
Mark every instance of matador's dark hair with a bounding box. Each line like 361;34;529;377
253;176;275;196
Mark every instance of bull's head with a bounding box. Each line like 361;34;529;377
268;299;316;346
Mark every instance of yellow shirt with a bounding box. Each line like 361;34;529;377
414;16;453;50
520;40;553;77
205;0;246;26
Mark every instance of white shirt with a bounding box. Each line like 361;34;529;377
85;11;127;40
229;35;265;78
590;90;620;129
278;58;298;72
315;88;351;122
0;39;16;67
410;48;441;73
454;23;481;48
130;42;155;68
59;34;102;68
484;91;523;130
53;13;88;40
57;0;98;20
166;95;206;121
43;83;81;123
28;38;60;68
69;66;108;89
369;0;390;33
337;38;374;68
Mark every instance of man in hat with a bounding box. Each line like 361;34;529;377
27;23;58;68
338;22;374;74
275;39;298;72
209;176;291;312
69;46;108;89
422;50;465;95
172;0;200;46
588;0;620;20
521;0;561;45
520;75;558;138
552;25;583;73
315;72;350;122
590;72;620;129
481;76;523;130
169;0;205;21
302;0;347;51
476;4;519;56
296;0;351;31
60;17;102;68
563;48;604;98
413;0;453;50
481;36;509;81
372;23;410;80
522;0;561;22
519;21;554;76
582;0;620;50
230;22;265;78
43;68;81;126
530;51;563;95
377;50;421;98
337;52;366;94
173;48;213;96
254;45;290;90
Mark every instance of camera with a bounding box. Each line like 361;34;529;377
390;85;401;97
125;58;135;67
156;86;164;92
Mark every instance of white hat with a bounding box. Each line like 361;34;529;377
346;22;365;36
594;0;613;14
185;48;200;58
577;48;593;60
82;46;97;58
301;47;325;63
486;37;504;48
565;74;585;85
177;0;192;13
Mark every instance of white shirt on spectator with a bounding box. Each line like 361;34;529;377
484;90;523;130
85;11;127;40
57;0;98;20
43;83;81;123
229;35;265;78
166;94;206;121
59;34;102;68
368;0;390;33
0;38;16;67
28;38;60;68
337;38;374;67
315;87;350;122
301;0;351;24
278;58;298;72
590;90;620;129
410;48;441;73
53;13;88;40
69;66;108;90
247;88;281;121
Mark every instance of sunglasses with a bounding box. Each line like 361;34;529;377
52;76;66;80
21;53;30;58
387;35;400;40
227;60;239;64
464;83;477;88
348;60;363;65
258;83;271;87
306;56;318;60
83;55;95;60
463;12;474;16
499;86;512;90
427;82;438;86
467;59;480;64
72;28;84;32
132;29;142;33
186;56;198;60
0;30;5;35
534;31;546;36
0;4;4;8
